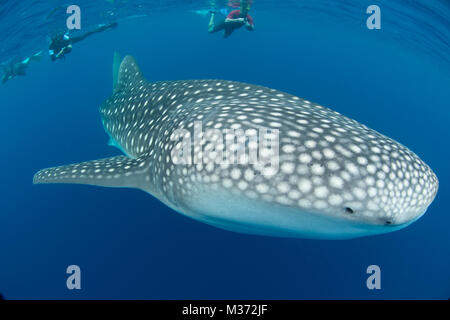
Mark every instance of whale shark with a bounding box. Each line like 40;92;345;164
33;55;438;239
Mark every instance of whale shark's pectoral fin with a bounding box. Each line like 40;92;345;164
33;155;151;192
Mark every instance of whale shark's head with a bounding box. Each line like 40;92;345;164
277;126;440;230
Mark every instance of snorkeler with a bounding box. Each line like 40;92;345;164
49;22;118;61
1;51;42;84
208;3;254;38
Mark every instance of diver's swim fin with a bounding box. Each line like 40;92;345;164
31;51;43;61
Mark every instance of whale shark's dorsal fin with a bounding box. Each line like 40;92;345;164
33;155;151;192
115;55;146;93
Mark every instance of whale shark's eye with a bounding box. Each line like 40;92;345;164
344;207;354;214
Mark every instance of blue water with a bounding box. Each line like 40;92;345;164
0;0;449;299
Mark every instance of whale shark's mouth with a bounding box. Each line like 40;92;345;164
171;185;417;240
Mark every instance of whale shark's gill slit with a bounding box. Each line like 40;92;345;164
33;155;151;191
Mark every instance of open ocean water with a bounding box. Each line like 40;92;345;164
0;0;448;299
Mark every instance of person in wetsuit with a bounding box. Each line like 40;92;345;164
1;51;42;84
208;5;254;38
49;22;118;61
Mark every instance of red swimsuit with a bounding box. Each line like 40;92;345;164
227;10;254;26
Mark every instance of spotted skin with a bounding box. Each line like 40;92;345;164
34;56;438;239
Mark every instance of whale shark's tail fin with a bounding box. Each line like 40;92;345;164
114;55;146;93
33;155;151;192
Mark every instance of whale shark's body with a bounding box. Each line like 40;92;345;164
34;55;438;239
